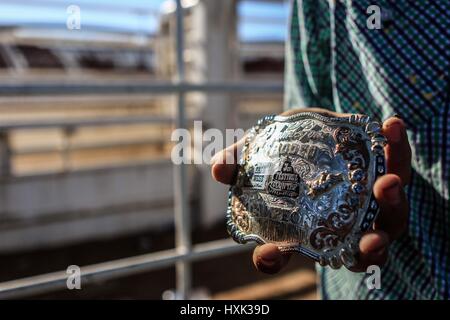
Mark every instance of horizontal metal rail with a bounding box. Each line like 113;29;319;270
0;238;254;299
0;0;161;16
0;0;286;16
0;82;283;96
14;137;168;155
240;16;287;25
0;115;175;131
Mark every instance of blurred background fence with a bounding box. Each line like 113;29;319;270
0;0;316;299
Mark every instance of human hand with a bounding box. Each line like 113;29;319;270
211;108;411;273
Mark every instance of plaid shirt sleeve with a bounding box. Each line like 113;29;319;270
284;0;333;110
285;0;450;300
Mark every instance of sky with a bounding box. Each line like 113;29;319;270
0;0;289;42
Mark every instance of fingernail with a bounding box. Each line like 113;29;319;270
260;253;279;264
383;181;402;206
387;121;403;144
255;246;280;264
257;258;277;270
255;258;279;274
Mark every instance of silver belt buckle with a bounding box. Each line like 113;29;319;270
227;112;387;269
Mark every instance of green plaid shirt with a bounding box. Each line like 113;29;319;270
285;0;449;299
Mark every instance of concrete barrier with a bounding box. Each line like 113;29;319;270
0;160;182;252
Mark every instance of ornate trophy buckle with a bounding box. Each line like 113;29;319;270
227;111;387;269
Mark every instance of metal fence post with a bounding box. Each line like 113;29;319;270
173;0;192;300
61;126;75;173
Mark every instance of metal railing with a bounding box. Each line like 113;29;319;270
0;239;255;299
0;82;283;96
0;0;284;299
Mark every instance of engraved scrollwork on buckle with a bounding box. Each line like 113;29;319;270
226;112;387;269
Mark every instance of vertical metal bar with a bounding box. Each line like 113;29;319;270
173;0;192;300
61;126;74;173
